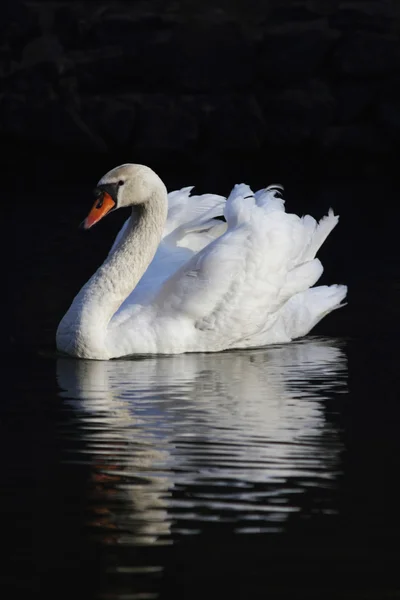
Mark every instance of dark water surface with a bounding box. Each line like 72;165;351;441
3;172;400;598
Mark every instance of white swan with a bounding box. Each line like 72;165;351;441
56;164;347;359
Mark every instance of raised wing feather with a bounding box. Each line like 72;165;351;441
152;186;340;348
111;187;227;312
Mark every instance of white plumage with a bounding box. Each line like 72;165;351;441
56;164;347;359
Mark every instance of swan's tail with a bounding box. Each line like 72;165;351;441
230;284;347;349
281;284;348;340
301;209;339;262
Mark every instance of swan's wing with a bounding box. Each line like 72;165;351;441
108;187;226;257
111;187;228;310
153;184;341;346
165;186;226;237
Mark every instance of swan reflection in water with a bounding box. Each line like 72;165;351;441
57;338;347;545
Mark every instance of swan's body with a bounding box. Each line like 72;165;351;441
56;164;347;359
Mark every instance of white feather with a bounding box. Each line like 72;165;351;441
57;165;347;359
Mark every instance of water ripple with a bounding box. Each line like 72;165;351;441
56;337;347;546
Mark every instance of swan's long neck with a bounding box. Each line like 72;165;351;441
57;184;168;358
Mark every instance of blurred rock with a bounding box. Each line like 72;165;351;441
259;22;339;84
1;94;106;152
333;80;379;123
332;32;400;76
323;123;391;152
1;0;400;161
1;0;40;62
74;37;179;93
70;13;176;92
85;14;173;53
54;6;83;51
268;5;321;25
39;103;107;151
260;80;335;145
1;94;28;137
4;61;58;100
21;34;64;68
378;79;400;143
379;102;400;144
329;4;393;34
205;95;266;150
82;96;136;148
74;49;136;93
58;69;80;109
130;19;253;93
3;58;79;112
133;94;198;150
167;21;255;91
379;100;400;143
305;0;341;16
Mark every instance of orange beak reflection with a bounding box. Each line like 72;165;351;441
83;192;116;229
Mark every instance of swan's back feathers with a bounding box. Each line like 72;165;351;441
254;185;285;212
111;187;228;314
224;184;286;228
109;187;226;256
152;185;343;349
110;180;345;351
165;187;226;236
165;190;227;252
224;184;255;227
300;208;339;262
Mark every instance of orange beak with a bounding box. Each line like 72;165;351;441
83;192;116;229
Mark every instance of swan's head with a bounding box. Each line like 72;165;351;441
83;164;165;229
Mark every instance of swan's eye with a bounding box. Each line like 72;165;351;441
118;180;124;187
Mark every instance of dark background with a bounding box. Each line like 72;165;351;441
3;0;400;351
3;0;400;162
2;1;400;599
3;0;400;350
